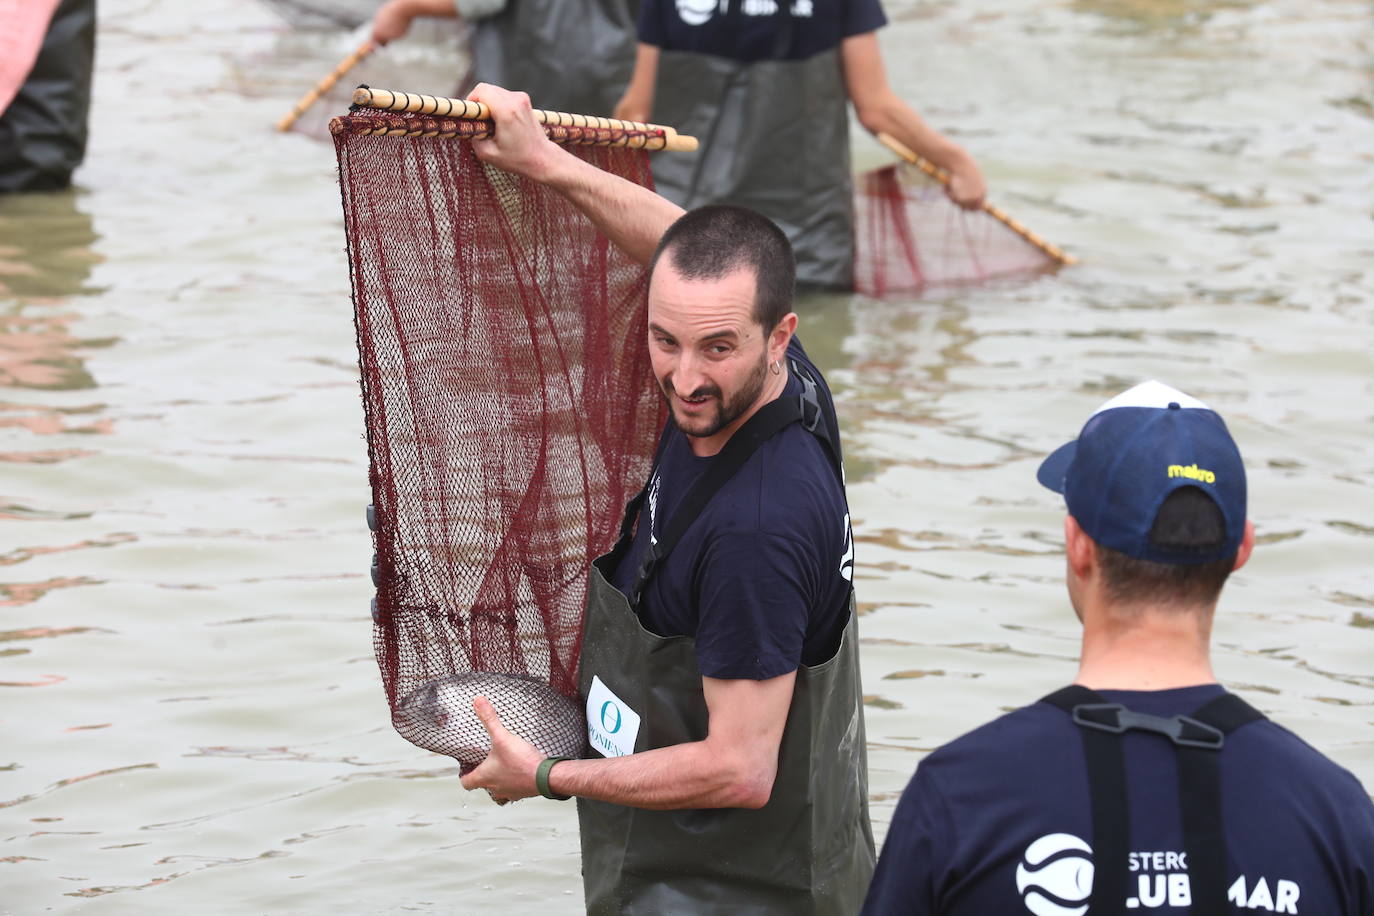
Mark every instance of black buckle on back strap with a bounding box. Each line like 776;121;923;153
1071;703;1226;750
797;367;821;433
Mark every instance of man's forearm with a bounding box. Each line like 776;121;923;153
536;147;684;267
469;84;684;265
614;43;661;124
548;738;775;810
859;97;977;178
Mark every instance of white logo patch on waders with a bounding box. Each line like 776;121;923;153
586;674;641;758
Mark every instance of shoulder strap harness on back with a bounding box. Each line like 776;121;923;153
1041;685;1267;915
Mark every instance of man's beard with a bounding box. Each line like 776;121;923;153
661;353;770;440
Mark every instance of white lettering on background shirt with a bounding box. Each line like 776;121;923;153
1016;835;1303;914
675;0;814;26
839;512;854;582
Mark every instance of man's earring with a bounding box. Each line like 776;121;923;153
770;361;781;376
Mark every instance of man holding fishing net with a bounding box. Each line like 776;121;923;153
454;83;874;913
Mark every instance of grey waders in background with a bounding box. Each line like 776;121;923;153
647;11;853;289
575;375;876;914
467;0;639;116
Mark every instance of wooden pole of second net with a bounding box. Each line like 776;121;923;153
351;86;700;152
875;132;1076;266
276;40;376;133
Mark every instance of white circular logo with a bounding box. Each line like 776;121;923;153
675;0;717;26
1015;833;1094;916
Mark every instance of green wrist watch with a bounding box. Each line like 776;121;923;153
536;756;572;800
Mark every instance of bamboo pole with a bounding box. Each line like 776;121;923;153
276;41;376;133
329;112;688;152
351;86;699;152
875;132;1076;266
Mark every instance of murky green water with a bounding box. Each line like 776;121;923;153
2;0;1371;912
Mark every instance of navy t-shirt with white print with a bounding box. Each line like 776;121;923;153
637;0;888;63
610;336;853;680
861;684;1374;915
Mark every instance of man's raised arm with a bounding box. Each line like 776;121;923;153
467;83;685;266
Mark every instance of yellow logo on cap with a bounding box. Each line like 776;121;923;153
1167;464;1216;484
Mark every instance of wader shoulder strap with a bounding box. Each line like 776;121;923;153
723;0;795;61
1176;693;1266;915
769;0;795;61
1043;685;1132;916
1040;687;1267;916
627;394;804;609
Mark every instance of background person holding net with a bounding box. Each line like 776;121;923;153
612;0;987;289
451;84;874;913
368;0;640;115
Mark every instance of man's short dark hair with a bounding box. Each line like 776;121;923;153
1097;486;1238;608
649;205;795;332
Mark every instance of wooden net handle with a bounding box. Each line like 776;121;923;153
874;132;1076;266
329;113;686;151
276;40;376;133
351;86;699;152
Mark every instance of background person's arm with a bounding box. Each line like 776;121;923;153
840;31;987;209
461;670;796;809
370;0;458;45
468;83;684;265
614;43;661;124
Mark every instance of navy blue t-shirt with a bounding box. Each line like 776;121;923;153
862;684;1374;915
610;337;853;679
637;0;887;63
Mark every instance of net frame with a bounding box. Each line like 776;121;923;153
335;113;663;768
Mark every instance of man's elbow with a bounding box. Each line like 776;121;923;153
854;103;887;136
717;760;777;809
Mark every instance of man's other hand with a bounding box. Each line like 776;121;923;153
946;160;987;210
371;0;415;45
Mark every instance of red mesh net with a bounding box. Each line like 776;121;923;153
853;162;1061;297
334;112;662;771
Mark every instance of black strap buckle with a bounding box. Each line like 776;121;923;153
1072;703;1226;750
793;359;822;433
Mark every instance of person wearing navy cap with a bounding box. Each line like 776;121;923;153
861;380;1374;915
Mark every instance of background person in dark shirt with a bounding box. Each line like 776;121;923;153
862;381;1374;915
453;84;873;912
614;0;986;288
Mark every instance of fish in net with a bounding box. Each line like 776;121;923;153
334;107;663;772
853;137;1073;297
394;672;585;766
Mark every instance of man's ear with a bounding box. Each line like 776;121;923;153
770;312;798;363
1232;520;1255;572
1064;515;1096;581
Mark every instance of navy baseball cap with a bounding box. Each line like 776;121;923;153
1036;381;1246;564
